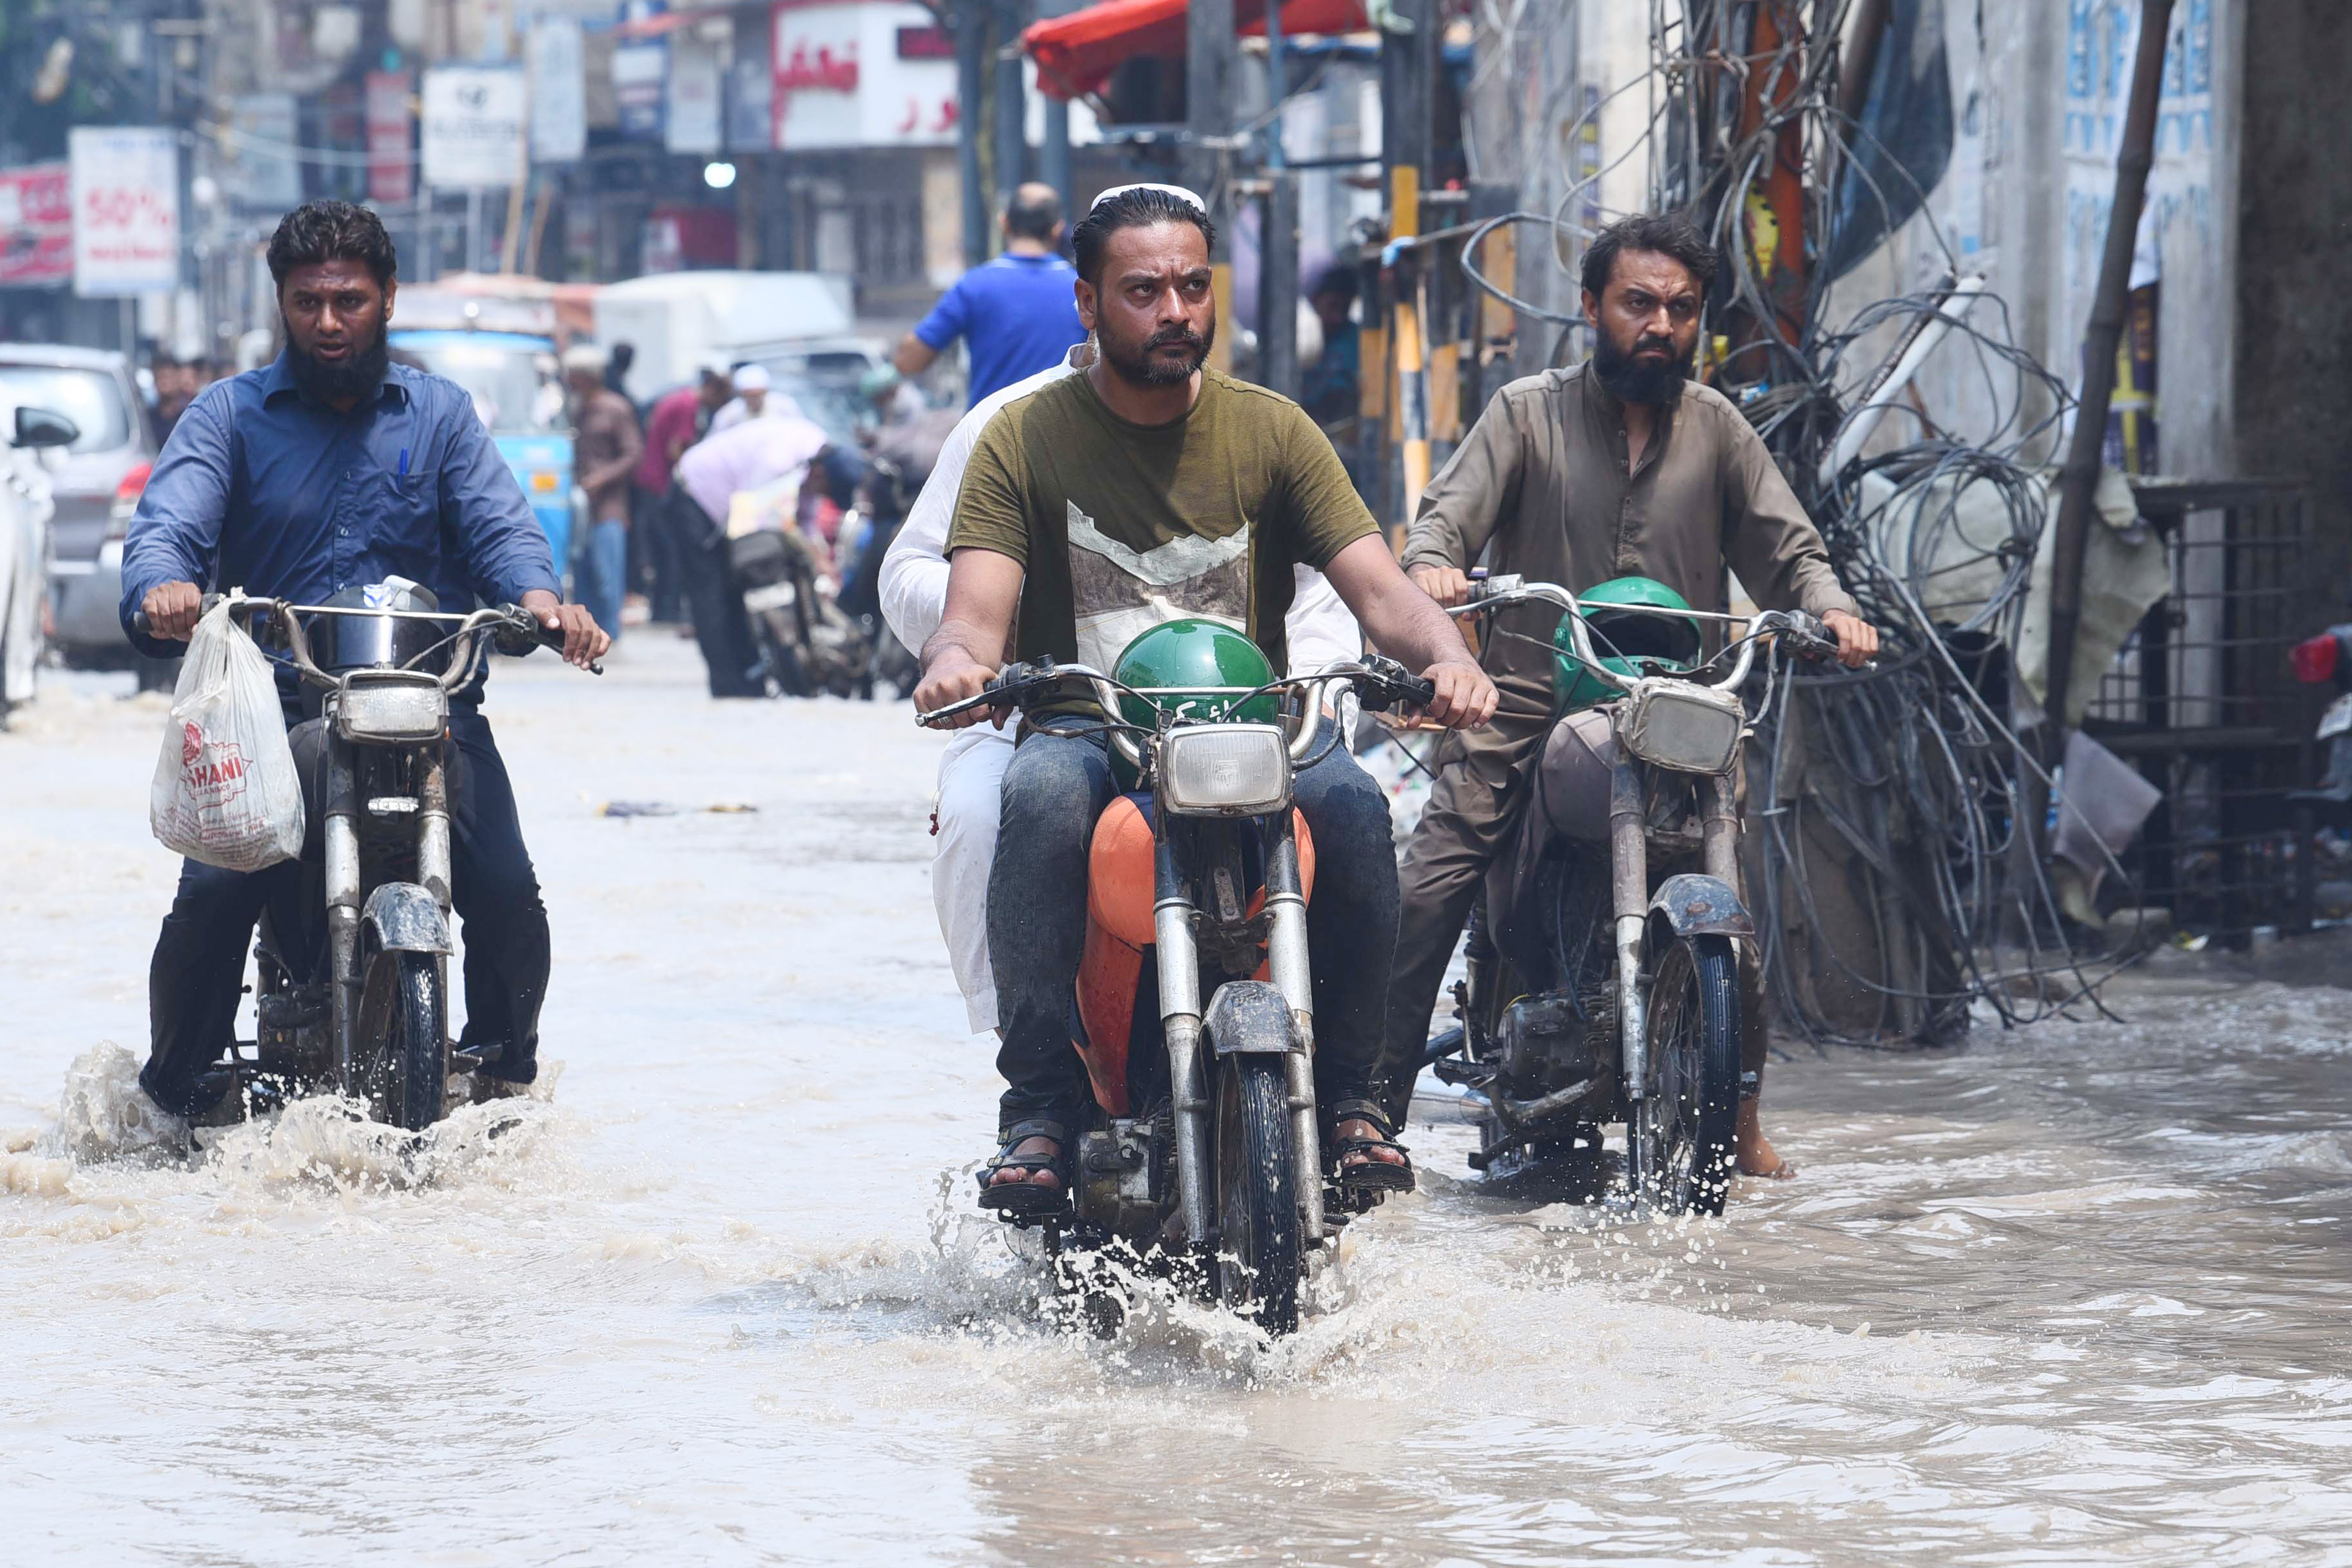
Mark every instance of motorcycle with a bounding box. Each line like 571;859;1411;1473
917;622;1435;1335
1423;575;1842;1214
137;587;595;1132
2290;615;2352;813
732;519;874;700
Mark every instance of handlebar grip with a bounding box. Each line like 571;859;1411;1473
1394;674;1438;709
515;607;604;675
130;592;225;642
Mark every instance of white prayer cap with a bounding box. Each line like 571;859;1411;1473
1088;182;1207;215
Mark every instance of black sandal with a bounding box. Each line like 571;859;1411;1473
976;1118;1073;1217
1326;1098;1416;1195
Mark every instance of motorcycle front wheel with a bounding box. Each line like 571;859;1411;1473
354;947;448;1132
1630;934;1741;1215
1214;1054;1303;1336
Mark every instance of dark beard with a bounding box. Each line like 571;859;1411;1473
1100;321;1214;388
1592;330;1687;406
283;321;389;405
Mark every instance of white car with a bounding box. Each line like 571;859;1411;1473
0;394;78;719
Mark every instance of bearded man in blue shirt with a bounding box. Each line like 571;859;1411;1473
119;200;610;1121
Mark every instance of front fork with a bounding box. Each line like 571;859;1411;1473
1155;813;1327;1252
1615;761;1742;1117
324;739;452;1089
1263;811;1325;1244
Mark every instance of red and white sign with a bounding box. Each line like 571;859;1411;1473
770;2;956;151
68;127;179;297
366;71;415;204
0;163;72;287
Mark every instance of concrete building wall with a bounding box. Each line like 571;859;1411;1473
2236;0;2352;578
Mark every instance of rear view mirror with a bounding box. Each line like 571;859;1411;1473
13;406;79;449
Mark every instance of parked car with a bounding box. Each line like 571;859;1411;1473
0;346;154;670
0;393;77;718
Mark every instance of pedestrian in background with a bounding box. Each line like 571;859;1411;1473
563;343;643;646
605;340;636;398
709;363;773;433
146;353;204;446
635;359;733;624
892;183;1086;406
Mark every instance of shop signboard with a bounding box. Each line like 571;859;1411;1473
529;17;587;163
224;92;304;210
421;67;526;190
666;37;722;155
366;70;415;204
0;163;73;287
726;50;771;152
68;127;180;297
611;40;668;141
770;2;956;151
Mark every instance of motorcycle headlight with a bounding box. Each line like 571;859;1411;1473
1157;724;1292;817
336;672;448;744
1614;679;1745;775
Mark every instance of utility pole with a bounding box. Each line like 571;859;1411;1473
993;0;1030;215
956;0;989;264
1186;0;1233;371
2045;0;2174;731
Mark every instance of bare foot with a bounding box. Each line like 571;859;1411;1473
987;1134;1062;1192
1734;1099;1797;1180
1336;1116;1408;1174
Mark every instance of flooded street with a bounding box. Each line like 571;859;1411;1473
6;638;2349;1566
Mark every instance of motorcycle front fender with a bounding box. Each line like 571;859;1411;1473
1646;873;1753;946
1202;981;1308;1055
360;882;452;956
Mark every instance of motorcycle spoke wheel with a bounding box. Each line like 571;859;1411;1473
1631;935;1741;1216
1213;1055;1303;1336
354;948;448;1133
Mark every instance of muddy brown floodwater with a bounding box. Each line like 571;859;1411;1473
5;639;2348;1565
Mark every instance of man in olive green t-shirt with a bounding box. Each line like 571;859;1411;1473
916;183;1498;1217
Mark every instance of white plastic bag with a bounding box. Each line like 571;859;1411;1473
149;596;304;872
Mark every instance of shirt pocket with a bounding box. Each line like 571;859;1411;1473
366;467;441;564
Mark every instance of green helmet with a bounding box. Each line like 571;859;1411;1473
1553;575;1703;712
1110;619;1278;790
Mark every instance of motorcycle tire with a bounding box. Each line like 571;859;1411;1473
1214;1054;1303;1336
1630;933;1741;1216
355;948;448;1133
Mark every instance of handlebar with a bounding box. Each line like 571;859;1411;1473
133;593;603;683
914;655;1440;771
1453;577;1860;692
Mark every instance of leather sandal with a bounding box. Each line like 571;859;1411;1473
976;1117;1073;1217
1325;1098;1416;1195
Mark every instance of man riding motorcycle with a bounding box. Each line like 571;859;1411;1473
120;200;609;1122
879;339;1363;1040
1384;211;1880;1179
912;183;1498;1211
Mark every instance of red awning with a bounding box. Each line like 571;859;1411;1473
1024;0;1371;102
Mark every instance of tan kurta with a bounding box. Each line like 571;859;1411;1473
1402;362;1858;774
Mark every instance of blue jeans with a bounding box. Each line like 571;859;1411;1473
987;721;1401;1131
579;517;628;644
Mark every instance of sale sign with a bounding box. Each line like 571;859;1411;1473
69;127;180;297
0;163;72;287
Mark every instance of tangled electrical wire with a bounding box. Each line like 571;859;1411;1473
1446;0;2135;1047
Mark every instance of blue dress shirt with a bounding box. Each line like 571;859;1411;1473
119;353;560;662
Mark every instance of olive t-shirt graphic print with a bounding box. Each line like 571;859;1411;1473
946;365;1375;713
1065;500;1251;671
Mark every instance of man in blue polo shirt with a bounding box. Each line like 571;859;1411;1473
893;183;1086;406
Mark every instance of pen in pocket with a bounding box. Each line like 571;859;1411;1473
397;446;409;477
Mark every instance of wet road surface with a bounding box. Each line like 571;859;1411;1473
5;637;2348;1565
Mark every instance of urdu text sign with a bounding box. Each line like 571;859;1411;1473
68;128;180;297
